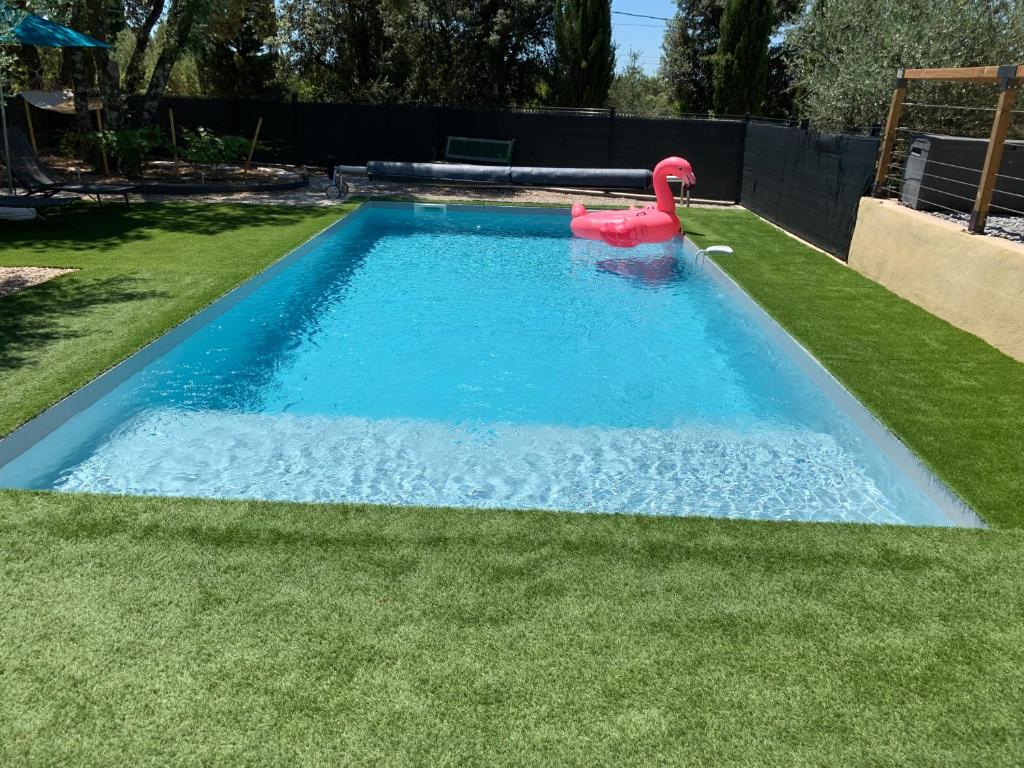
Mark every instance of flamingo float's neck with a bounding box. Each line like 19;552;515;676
652;170;677;215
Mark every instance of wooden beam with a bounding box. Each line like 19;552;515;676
22;98;38;155
243;116;263;178
874;75;908;195
168;108;178;165
903;64;1024;83
969;77;1018;234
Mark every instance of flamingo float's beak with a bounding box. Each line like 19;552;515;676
678;164;697;188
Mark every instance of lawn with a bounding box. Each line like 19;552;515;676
1;202;1023;766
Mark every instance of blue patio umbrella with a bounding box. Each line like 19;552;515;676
1;3;110;191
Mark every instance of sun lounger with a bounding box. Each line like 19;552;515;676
2;128;135;207
0;193;78;220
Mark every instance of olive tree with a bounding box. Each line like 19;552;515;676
787;0;1024;132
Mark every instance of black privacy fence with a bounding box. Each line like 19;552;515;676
7;94;879;259
741;122;880;258
152;98;748;203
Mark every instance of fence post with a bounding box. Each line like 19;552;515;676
873;68;907;196
968;64;1019;234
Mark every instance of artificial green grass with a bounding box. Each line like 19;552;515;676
2;202;1024;765
680;209;1024;529
2;494;1023;766
0;202;350;436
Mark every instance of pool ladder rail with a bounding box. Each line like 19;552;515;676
694;244;733;267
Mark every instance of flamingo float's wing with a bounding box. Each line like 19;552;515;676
599;221;642;248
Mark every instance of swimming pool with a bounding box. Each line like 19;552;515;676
0;203;980;526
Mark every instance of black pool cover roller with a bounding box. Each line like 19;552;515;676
366;161;652;190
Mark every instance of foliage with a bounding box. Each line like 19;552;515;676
712;0;774;115
277;0;402;103
607;50;675;117
197;0;279;97
180;126;250;170
763;42;796;118
94;125;168;176
659;0;723;114
0;1;20;79
399;0;554;107
660;0;801;115
786;0;1024;132
278;0;553;106
551;0;615;107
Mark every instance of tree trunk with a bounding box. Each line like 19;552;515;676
69;49;93;134
95;49;123;130
141;0;201;123
123;0;166;97
78;0;125;130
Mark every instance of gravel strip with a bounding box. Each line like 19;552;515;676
0;267;76;298
925;210;1024;245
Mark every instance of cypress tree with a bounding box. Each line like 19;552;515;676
712;0;774;115
553;0;615;107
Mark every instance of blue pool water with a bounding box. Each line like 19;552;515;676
0;204;968;525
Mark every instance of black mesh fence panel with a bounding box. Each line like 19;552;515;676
155;98;747;201
741;121;879;259
8;95;877;250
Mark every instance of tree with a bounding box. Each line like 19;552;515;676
608;50;674;117
0;3;17;91
198;0;279;97
278;0;553;107
659;0;723;114
786;0;1024;132
712;0;774;115
552;0;614;107
121;0;166;97
660;0;801;114
140;0;211;122
761;43;795;118
278;0;404;102
85;0;127;129
396;0;553;106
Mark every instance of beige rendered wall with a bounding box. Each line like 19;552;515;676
848;198;1024;362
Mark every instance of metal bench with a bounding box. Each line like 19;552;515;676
444;136;515;166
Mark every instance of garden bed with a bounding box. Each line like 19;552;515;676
45;156;308;196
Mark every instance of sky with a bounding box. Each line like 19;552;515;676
611;0;676;74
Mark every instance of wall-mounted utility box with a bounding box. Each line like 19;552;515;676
900;133;1024;214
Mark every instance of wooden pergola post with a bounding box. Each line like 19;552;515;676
969;64;1019;234
873;68;907;196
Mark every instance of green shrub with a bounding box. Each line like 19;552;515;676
180;127;251;170
94;127;169;177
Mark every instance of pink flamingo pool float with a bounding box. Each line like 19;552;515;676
570;156;696;248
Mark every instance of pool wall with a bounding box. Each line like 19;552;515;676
0;202;985;528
